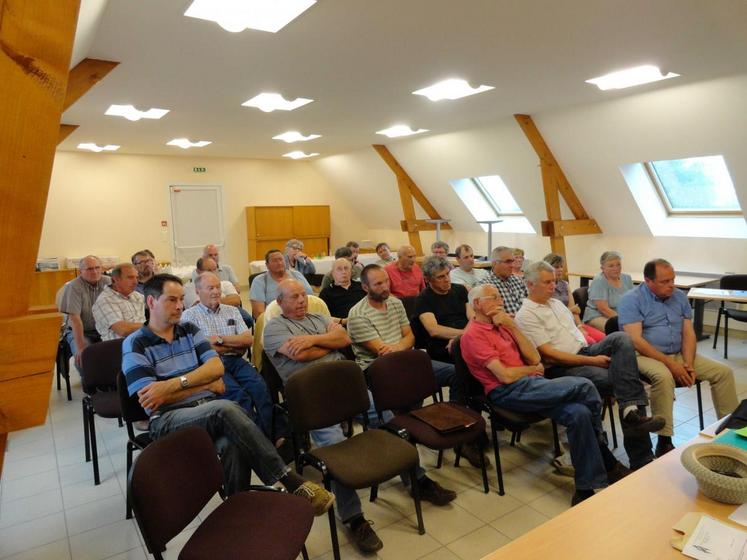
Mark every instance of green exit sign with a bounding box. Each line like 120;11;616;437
193;167;206;173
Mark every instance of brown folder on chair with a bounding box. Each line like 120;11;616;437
410;403;477;434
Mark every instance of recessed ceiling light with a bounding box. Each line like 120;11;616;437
585;65;680;90
282;151;319;159
241;93;313;113
185;0;316;33
376;125;429;138
105;104;169;121
166;138;212;149
77;143;120;153
412;78;494;101
272;131;321;143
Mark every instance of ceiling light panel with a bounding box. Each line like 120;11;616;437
185;0;316;33
77;143;120;153
241;93;313;113
412;78;494;101
585;65;680;90
105;104;169;121
376;125;429;138
166;138;212;149
272;131;321;143
282;150;319;159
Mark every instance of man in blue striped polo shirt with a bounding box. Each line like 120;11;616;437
123;273;334;514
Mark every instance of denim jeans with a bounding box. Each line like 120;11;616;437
65;329;100;358
545;332;654;468
149;400;289;495
221;355;288;440
432;359;465;404
488;376;608;490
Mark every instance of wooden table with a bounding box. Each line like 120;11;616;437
482;439;741;560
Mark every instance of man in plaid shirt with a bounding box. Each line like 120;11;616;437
92;263;145;341
478;246;528;316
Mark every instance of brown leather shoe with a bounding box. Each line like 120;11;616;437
415;477;456;506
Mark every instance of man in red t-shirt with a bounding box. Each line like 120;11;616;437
384;245;425;298
460;284;629;506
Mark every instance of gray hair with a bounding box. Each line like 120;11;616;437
543;253;565;267
421;256;450;279
431;240;450;253
467;284;493;305
600;251;622;265
194;271;219;289
455;244;473;258
524;260;555;284
490;246;513;262
286;238;304;250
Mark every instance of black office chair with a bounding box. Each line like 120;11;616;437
573;287;589;319
117;373;152;519
56;330;73;401
712;274;747;359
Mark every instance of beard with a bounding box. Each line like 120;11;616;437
369;290;390;302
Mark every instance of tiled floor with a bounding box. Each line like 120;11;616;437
2;338;747;560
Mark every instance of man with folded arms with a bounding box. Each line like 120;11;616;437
618;258;738;457
462;284;631;505
92;263;145;341
123;274;333;514
515;261;664;470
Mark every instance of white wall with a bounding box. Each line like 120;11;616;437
40;152;369;282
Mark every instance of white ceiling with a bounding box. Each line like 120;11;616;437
60;0;747;160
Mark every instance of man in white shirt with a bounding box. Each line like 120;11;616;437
515;261;664;470
184;257;240;308
92;263;145;341
450;244;488;288
191;244;239;289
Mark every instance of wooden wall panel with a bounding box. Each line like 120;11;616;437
293;206;331;237
29;269;76;307
246;205;331;261
255;207;294;239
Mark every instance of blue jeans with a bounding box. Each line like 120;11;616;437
546;332;654;469
65;329;100;358
149;400;289;495
432;359;464;404
488;376;608;491
221;355;288;440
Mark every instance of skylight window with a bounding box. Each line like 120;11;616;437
272;131;321;143
241;93;313;113
376;125;429;138
185;0;316;33
450;175;535;234
282;150;319;159
166;138;212;149
105;104;169;121
412;79;494;102
647;155;740;214
585;65;679;91
77;143;120;153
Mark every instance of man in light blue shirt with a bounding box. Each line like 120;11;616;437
618;258;737;457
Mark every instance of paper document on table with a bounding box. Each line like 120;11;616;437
729;503;747;527
682;515;747;560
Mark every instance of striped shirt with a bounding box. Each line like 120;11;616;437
123;322;218;414
92;286;145;341
347;296;409;369
181;303;248;355
478;272;528;316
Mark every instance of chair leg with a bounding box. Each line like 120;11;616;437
436;449;444;468
89;409;100;485
607;400;618;449
324;477;341;560
125;443;133;519
118;417;123;428
696;381;704;430
713;307;723;349
301;545;310;560
369;484;378;502
510;431;517;446
454;445;462;467
83;400;91;462
724;315;729;359
551;421;561;457
516;430;522;443
478;438;489;493
65;370;72;401
491;420;505;495
410;469;425;535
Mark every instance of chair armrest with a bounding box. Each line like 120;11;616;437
299;451;329;476
248;485;283;493
380;422;411;441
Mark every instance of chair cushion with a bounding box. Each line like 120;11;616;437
488;404;546;427
388;406;486;449
91;391;121;418
725;309;747;322
310;429;418;489
180;491;314;560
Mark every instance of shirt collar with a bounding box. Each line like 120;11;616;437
196;302;221;314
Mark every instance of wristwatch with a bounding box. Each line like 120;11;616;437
216;336;224;345
179;375;189;388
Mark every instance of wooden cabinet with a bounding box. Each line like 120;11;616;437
246;205;330;261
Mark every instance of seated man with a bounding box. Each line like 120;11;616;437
461;284;629;505
192;244;239;290
264;279;456;554
384;245;425;298
515;261;664;470
415;256;471;363
318;258;366;325
430;241;450;258
131;250;157;294
375;242;396;266
60;255;112;365
478;246;527;316
182;272;283;445
348;264;463;404
284;238;316;275
345;240;364;276
249;249;312;318
123;274;333;514
92;263;145;341
618;258;738;457
320;246;362;290
450;244;488;289
184;257;241;307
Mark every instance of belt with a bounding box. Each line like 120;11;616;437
150;396;216;421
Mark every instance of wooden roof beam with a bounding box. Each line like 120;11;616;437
63;58;119;111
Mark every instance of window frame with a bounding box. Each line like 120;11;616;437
471;176;525;218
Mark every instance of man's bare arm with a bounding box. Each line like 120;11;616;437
221;294;242;307
110;321;144;338
537;344;610;368
251;300;266;319
486;359;544;385
419;312;464;339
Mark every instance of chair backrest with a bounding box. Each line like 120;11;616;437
572;286;589;318
129;426;224;555
248;272;263;288
720;274;747;291
117;372;149;424
400;295;417;319
284;360;369;432
451;336;486;400
305;273;325;287
79;338;124;395
604;316;620;335
260;350;285;404
367;350;438;412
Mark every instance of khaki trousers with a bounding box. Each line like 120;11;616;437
636;353;738;437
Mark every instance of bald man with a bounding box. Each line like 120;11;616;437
384;245;425;298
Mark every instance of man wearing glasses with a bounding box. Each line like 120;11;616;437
131;249;158;294
477;246;528;316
